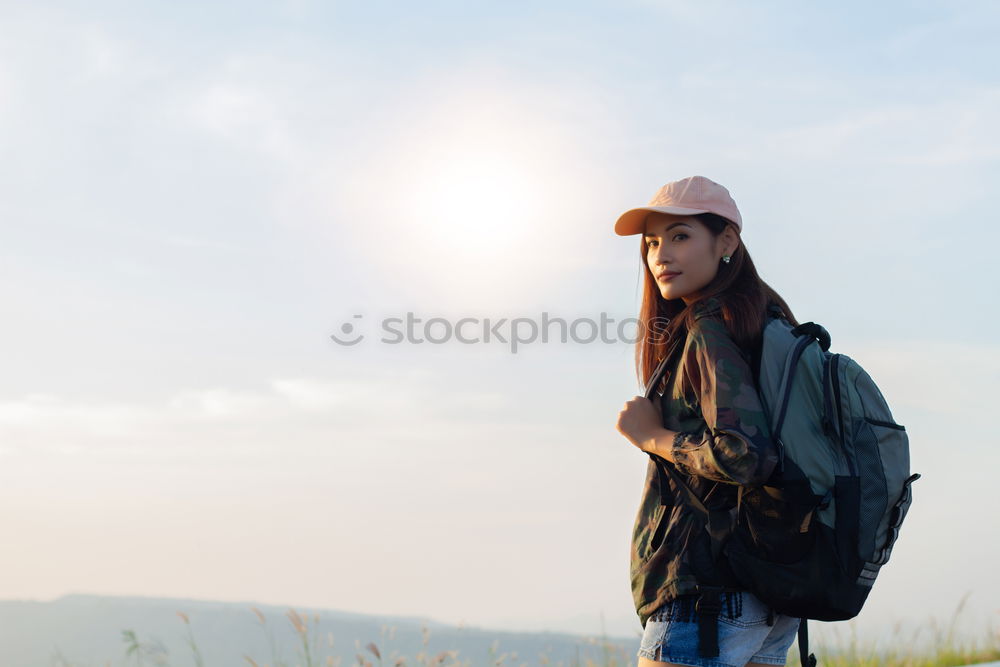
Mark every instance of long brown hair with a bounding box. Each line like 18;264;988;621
635;212;799;387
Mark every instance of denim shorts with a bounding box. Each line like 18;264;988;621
637;590;801;666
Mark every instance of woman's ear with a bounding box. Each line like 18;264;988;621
719;224;740;259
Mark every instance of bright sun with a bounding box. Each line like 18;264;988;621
408;148;546;255
341;86;593;303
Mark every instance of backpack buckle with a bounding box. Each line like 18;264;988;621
694;585;724;615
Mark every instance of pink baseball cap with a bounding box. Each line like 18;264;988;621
614;175;743;236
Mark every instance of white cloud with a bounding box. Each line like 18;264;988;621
271;378;361;411
0;369;513;456
181;78;300;162
165;387;274;418
0;393;155;436
76;20;127;81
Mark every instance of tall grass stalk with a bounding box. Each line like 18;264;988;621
176;611;204;667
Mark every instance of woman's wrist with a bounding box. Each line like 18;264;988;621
643;427;678;461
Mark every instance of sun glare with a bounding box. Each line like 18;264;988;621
409;151;544;255
339;83;596;303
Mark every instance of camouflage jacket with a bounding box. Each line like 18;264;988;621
629;297;780;629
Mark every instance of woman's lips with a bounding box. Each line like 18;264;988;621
658;272;680;281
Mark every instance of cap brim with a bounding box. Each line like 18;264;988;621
614;206;710;236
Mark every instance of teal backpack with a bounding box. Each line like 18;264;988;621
644;303;921;666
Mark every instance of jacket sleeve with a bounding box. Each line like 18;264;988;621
667;316;780;486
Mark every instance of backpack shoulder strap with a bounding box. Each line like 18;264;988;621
752;302;787;389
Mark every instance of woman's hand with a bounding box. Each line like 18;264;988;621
616;396;666;453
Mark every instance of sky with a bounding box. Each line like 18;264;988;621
1;0;999;654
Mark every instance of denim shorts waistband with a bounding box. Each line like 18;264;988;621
652;591;747;624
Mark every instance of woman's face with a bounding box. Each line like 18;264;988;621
644;213;737;305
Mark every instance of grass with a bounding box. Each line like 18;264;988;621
48;593;1000;667
781;593;1000;667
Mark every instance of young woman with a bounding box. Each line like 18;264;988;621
614;176;803;667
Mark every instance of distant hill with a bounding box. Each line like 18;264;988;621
0;593;637;666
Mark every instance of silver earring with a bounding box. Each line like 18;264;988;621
722;254;731;264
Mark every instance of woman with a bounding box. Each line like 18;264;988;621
614;175;803;667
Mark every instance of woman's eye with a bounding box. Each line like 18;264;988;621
647;235;687;248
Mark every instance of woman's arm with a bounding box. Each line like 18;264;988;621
661;316;779;486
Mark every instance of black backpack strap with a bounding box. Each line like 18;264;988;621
694;584;724;658
798;618;817;667
821;350;839;440
643;336;686;508
643;335;685;402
